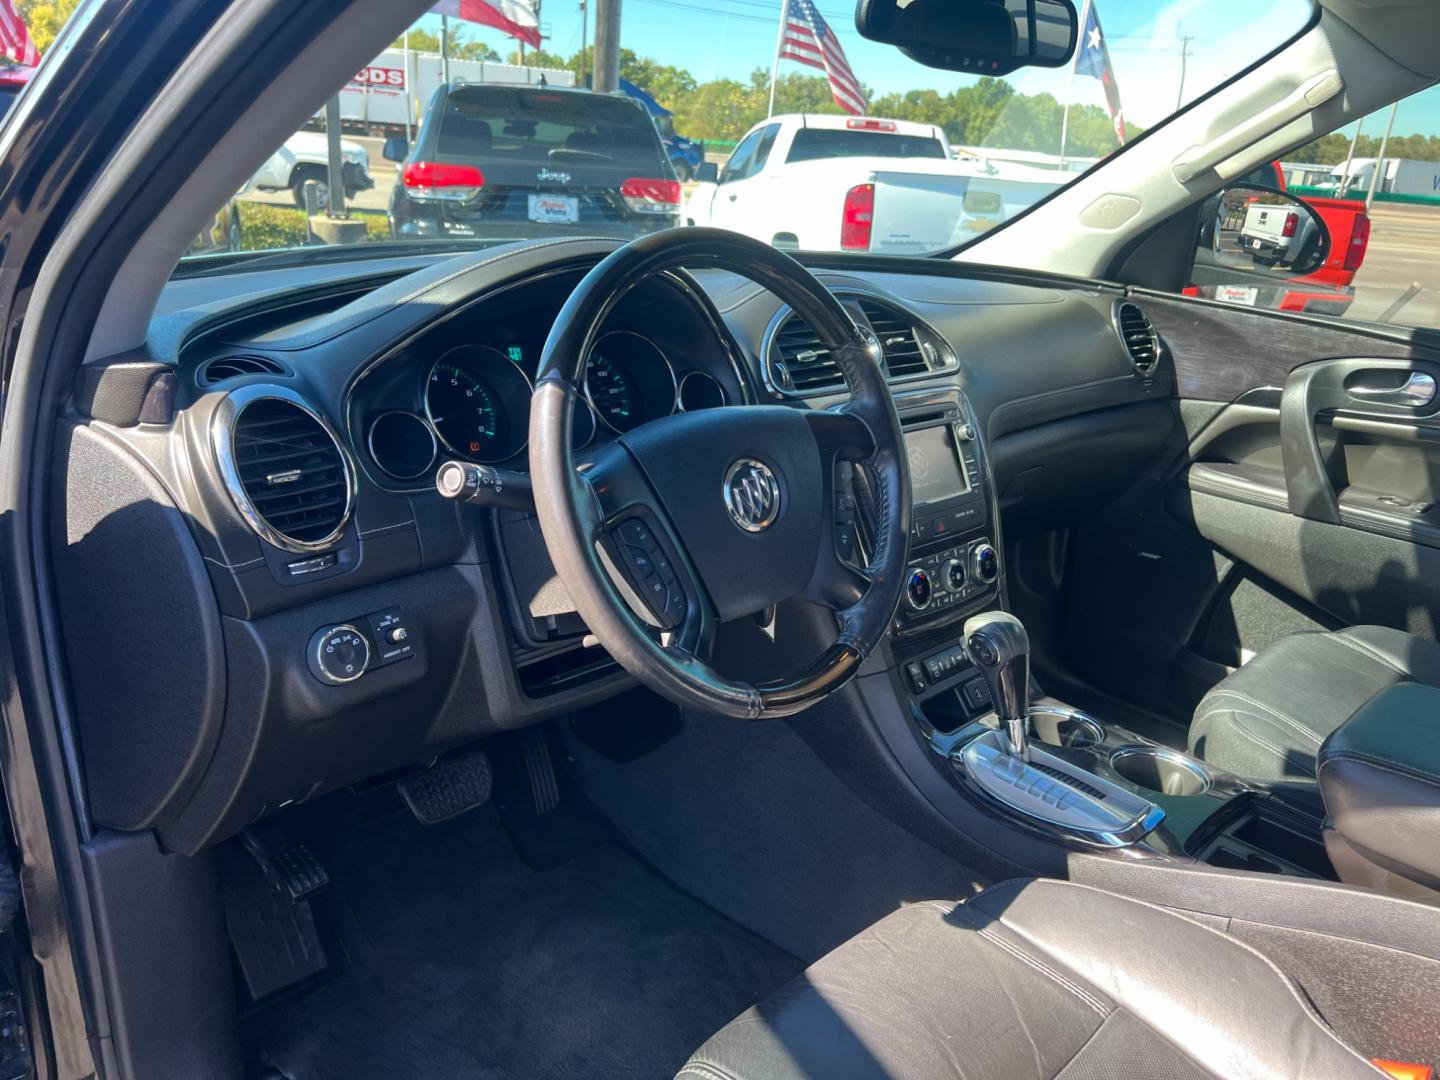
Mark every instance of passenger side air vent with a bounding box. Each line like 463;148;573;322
1115;302;1160;375
216;391;354;552
199;354;286;386
856;298;931;379
769;316;846;395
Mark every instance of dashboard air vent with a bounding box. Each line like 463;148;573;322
221;395;353;551
200;355;286;385
1115;302;1160;375
770;316;846;395
856;298;930;379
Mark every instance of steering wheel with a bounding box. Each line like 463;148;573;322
529;228;910;719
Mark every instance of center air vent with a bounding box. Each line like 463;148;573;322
1114;302;1161;375
214;389;354;553
856;298;932;379
199;355;286;386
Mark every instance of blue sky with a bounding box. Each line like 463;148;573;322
408;0;1440;135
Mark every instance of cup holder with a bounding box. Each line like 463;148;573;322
1028;706;1105;749
1109;746;1212;796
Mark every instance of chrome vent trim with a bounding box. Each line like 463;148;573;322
199;354;286;386
211;384;356;554
855;297;931;378
1114;301;1160;376
761;289;955;399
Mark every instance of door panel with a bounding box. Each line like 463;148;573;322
1052;293;1440;730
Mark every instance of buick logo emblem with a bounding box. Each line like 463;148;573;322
723;459;781;533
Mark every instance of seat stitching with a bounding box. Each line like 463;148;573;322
1201;711;1317;777
676;1063;741;1080
1331;632;1410;678
950;904;1109;1016
1018;880;1388;1075
1200;690;1324;745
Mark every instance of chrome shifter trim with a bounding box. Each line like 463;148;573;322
954;728;1166;848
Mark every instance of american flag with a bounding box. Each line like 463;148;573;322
0;0;38;67
778;0;866;116
1074;1;1124;144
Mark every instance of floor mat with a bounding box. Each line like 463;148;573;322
244;805;800;1080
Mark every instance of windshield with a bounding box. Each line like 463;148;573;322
178;0;1315;270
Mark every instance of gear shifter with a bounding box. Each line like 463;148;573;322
964;611;1030;760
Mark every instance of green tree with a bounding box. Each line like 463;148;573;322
17;0;81;55
394;27;500;62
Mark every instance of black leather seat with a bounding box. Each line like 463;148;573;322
1188;625;1440;787
678;878;1384;1080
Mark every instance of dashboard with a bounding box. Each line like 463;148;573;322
56;237;1174;857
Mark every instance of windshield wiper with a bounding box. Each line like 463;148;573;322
171;238;501;279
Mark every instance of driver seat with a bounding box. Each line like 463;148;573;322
677;878;1384;1079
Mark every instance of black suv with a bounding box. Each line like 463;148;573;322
387;83;681;241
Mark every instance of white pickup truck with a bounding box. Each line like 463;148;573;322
684;114;1062;255
250;131;375;209
1237;200;1320;268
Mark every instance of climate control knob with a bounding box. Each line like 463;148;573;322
941;558;966;592
308;624;371;686
972;543;1000;585
905;567;933;611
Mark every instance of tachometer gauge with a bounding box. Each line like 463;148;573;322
583;331;677;434
426;345;533;463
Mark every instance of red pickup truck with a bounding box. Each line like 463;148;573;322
1190;161;1370;316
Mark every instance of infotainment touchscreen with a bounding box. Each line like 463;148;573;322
904;424;970;507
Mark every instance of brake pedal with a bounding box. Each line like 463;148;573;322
398;749;493;825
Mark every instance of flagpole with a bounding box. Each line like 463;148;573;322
403;28;415;146
767;0;788;118
1058;0;1087;169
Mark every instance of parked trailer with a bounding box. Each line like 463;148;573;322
320;48;574;137
1318;157;1440;199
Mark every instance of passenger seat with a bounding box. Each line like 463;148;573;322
1189;626;1440;791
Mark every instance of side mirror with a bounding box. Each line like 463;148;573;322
1193;186;1332;300
383;136;409;163
696;162;719;184
856;0;1077;75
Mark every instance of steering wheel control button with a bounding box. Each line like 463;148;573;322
309;625;371;685
905;567;932;611
972;542;1000;584
723;458;782;533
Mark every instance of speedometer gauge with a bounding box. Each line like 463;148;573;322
426;345;533;463
584;331;677;434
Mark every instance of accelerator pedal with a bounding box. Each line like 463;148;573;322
521;727;560;816
398;750;493;825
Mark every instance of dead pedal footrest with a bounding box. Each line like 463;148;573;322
399;751;493;825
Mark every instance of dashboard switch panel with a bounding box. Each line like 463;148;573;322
307;607;418;685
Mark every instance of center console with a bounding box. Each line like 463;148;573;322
888;390;1000;642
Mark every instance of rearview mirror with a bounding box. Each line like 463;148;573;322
856;0;1078;75
383;136;409;163
695;162;719;184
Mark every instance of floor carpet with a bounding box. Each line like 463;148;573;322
245;805;800;1080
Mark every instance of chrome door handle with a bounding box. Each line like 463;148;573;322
1349;372;1436;408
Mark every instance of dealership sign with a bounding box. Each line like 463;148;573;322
347;67;405;95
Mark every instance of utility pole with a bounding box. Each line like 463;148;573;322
579;0;588;88
1339;119;1364;197
1366;101;1399;212
440;13;451;83
1175;32;1192;111
593;0;621;93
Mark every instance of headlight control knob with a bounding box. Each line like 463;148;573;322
308;624;371;685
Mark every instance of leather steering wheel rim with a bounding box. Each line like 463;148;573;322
529;228;910;719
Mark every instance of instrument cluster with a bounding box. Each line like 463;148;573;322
354;277;737;489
